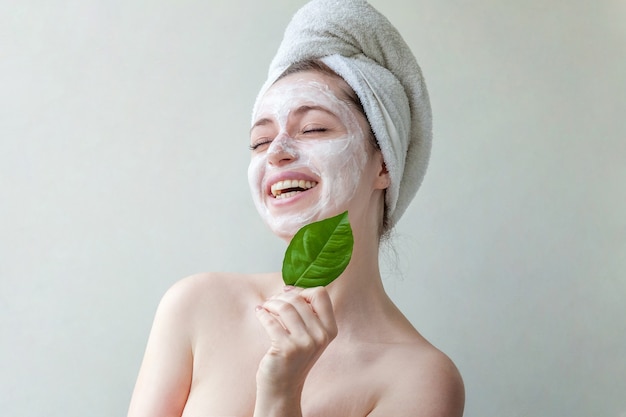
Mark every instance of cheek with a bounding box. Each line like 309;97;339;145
309;136;368;188
327;137;368;171
247;155;266;194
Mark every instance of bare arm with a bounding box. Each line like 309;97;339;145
253;286;338;417
127;281;195;417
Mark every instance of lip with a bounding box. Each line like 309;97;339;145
264;171;319;200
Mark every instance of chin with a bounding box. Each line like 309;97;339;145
254;189;352;241
265;214;314;242
265;207;351;242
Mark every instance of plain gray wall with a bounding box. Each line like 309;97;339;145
1;1;624;416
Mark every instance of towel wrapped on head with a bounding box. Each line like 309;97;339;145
253;0;431;230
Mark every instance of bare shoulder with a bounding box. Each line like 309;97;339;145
372;341;465;417
155;271;279;330
128;272;279;417
162;271;261;302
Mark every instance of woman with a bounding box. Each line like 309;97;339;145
128;1;464;416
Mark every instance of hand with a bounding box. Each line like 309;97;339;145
254;285;338;397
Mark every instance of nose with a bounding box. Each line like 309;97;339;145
267;133;297;166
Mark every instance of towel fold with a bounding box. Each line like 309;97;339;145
253;0;431;229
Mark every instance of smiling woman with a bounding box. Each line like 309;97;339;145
248;70;376;240
126;1;464;416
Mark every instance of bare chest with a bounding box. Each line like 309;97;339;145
181;337;381;417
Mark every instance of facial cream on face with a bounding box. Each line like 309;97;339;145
248;75;370;240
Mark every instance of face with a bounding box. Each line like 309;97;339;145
248;71;379;240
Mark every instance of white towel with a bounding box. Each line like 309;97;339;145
253;0;431;229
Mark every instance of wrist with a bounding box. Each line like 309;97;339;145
253;385;303;417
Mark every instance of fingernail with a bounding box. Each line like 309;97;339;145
283;285;295;292
255;305;263;312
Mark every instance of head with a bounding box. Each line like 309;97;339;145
251;0;432;241
248;60;391;241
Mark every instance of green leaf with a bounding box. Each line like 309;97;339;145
282;211;353;288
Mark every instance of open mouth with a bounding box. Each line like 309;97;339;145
270;179;318;199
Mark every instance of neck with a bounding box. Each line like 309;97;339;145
324;221;399;342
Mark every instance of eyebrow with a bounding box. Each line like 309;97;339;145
250;118;273;133
293;104;337;117
250;105;338;133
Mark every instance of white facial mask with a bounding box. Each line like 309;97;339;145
248;77;370;240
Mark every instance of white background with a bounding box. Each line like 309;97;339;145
1;1;624;416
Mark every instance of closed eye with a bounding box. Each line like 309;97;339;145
249;139;272;151
303;127;327;134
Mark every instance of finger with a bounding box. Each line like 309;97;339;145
270;287;325;332
260;298;309;337
299;287;337;336
254;305;290;339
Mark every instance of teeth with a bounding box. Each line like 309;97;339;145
270;179;318;197
275;191;300;199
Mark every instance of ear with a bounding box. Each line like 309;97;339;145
373;152;391;190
